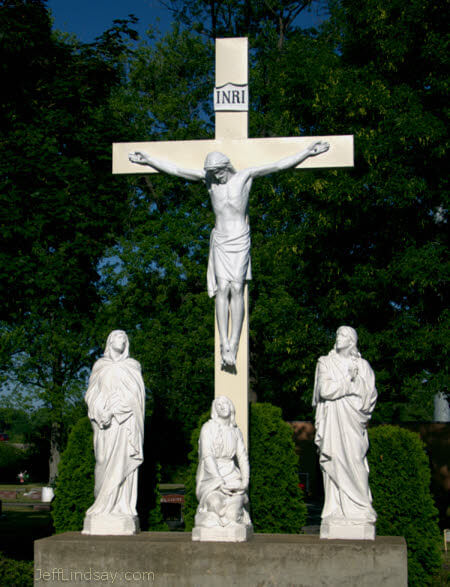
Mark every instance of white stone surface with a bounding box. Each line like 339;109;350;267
434;391;450;422
82;330;145;536
192;524;253;542
83;514;140;536
313;326;377;540
320;520;376;540
129;141;329;369
41;487;54;503
193;396;252;542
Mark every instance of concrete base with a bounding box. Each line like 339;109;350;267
321;520;375;540
192;524;253;542
34;532;407;586
82;514;139;536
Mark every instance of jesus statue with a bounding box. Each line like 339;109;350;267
129;141;329;367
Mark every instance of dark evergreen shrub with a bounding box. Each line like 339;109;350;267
0;552;33;586
183;410;209;531
147;463;169;531
249;403;306;533
51;417;95;533
368;425;442;586
183;403;307;533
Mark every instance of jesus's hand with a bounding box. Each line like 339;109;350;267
308;141;330;156
129;151;149;165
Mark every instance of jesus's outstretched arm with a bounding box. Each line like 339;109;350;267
243;140;330;180
129;151;205;182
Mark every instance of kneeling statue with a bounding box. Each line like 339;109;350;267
192;395;253;542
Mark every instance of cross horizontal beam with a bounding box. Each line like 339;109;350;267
112;135;353;175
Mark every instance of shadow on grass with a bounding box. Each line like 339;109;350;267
0;508;53;560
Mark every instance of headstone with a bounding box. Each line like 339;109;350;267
434;392;450;422
313;326;377;540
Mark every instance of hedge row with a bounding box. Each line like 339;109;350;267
52;412;442;585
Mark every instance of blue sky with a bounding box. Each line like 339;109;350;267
47;0;174;42
47;0;325;44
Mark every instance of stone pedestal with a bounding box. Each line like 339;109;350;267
82;514;139;536
192;524;253;542
320;520;375;540
34;532;407;586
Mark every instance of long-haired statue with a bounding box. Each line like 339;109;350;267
313;326;377;539
193;395;253;542
83;330;145;535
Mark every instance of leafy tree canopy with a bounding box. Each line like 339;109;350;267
0;0;140;479
104;0;448;454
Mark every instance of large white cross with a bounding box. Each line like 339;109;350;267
113;38;353;447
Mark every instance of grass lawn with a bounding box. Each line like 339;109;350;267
0;507;53;560
0;484;45;491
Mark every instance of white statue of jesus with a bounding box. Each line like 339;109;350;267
129;141;329;367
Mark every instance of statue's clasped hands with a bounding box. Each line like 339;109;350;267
221;478;246;495
348;365;359;382
99;412;112;429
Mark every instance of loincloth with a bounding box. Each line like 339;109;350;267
207;227;252;297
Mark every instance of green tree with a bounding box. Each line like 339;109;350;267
368;425;442;586
0;0;139;480
52;417;95;533
163;0;319;47
246;0;448;420
100;28;216;452
97;0;447;453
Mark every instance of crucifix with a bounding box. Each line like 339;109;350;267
113;38;353;447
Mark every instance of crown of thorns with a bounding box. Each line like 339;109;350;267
204;151;234;170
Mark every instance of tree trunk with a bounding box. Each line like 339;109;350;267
49;421;61;484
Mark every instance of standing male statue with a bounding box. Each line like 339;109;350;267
313;326;378;540
129;141;329;367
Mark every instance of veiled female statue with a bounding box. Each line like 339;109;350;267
193;395;252;542
313;326;377;539
83;330;145;535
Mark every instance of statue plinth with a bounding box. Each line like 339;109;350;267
82;514;140;536
320;520;375;540
192;524;253;542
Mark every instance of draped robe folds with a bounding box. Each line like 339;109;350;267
207;227;252;298
195;419;251;528
84;356;145;518
313;350;377;524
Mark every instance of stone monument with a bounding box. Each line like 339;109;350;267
82;330;145;536
192;396;253;542
35;41;408;586
313;325;378;540
113;38;354;448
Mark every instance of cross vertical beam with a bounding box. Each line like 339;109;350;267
213;38;250;447
215;38;248;140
